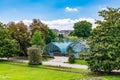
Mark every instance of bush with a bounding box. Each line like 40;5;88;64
27;45;42;65
79;52;90;60
68;54;75;63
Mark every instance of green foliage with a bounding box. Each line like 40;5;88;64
8;21;31;56
58;34;64;39
74;60;88;65
65;36;82;42
0;22;6;28
87;8;120;73
27;45;42;65
30;30;44;47
68;54;75;63
56;34;64;42
45;29;57;44
69;31;75;36
0;26;19;58
30;19;49;39
79;52;90;60
73;21;92;38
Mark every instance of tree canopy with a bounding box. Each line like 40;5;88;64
45;29;57;44
0;23;19;58
0;22;6;28
87;8;120;73
8;21;31;56
72;21;92;39
30;19;49;39
30;30;44;47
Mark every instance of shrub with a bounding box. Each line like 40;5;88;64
79;52;90;60
27;45;42;65
68;54;75;63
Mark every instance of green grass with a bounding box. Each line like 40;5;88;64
67;60;88;65
0;60;120;80
74;60;88;65
14;56;53;61
42;57;53;61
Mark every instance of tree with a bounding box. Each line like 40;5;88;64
56;34;64;42
45;29;57;44
30;19;49;39
0;22;6;28
69;31;75;36
30;30;44;47
8;21;31;56
87;8;120;73
0;23;19;58
73;21;92;39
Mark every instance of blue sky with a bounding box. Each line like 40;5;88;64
0;0;120;30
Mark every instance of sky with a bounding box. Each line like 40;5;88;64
0;0;120;30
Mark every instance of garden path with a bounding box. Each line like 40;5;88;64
43;56;88;69
0;56;88;69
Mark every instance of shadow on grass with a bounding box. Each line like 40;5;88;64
0;59;120;77
0;59;90;74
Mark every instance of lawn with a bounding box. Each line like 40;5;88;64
74;60;88;65
0;60;120;80
67;60;88;65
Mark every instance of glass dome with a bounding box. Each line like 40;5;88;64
67;40;89;53
43;42;72;56
43;40;89;58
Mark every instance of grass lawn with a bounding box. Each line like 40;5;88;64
13;56;53;61
67;60;88;65
74;60;88;65
0;60;120;80
42;57;53;61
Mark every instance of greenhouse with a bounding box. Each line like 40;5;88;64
43;42;72;56
67;40;89;58
43;40;89;58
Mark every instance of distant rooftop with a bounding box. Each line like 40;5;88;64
52;29;72;36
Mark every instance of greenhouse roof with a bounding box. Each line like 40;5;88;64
52;42;72;54
67;40;89;53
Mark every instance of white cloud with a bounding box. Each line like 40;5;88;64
65;7;78;12
20;18;97;30
42;18;97;30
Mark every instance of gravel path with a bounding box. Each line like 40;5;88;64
0;56;88;69
43;56;88;69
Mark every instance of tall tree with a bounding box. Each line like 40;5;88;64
30;19;49;39
30;30;44;47
87;8;120;73
45;29;57;44
0;23;19;58
8;21;31;56
72;21;92;39
0;22;6;28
